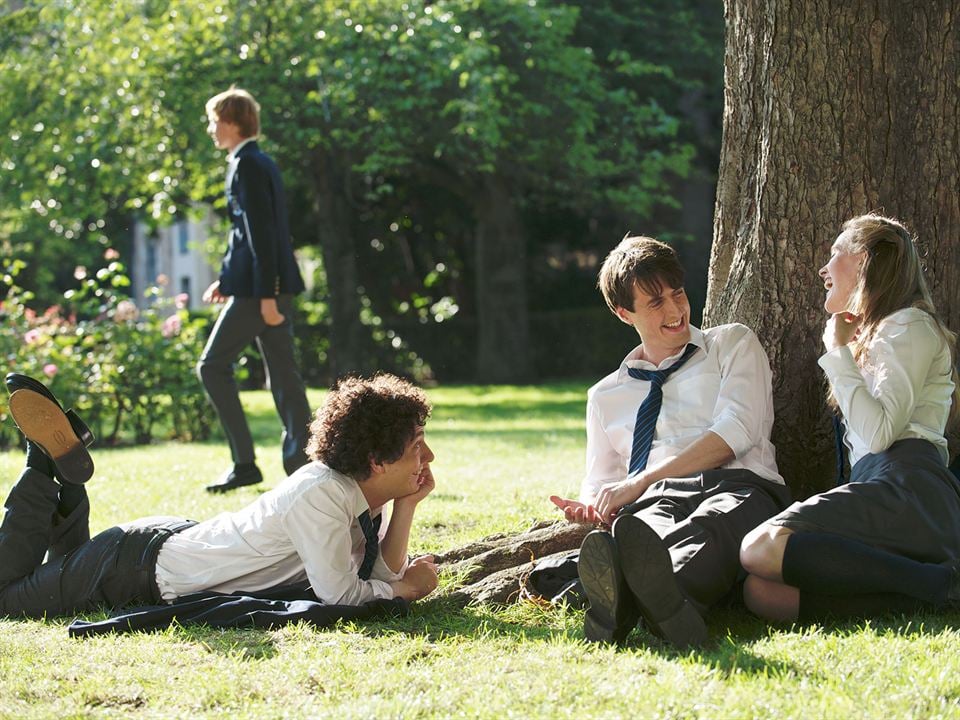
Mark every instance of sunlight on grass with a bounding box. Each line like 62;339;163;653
2;382;960;718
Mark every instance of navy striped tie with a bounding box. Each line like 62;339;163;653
626;343;699;476
357;509;382;581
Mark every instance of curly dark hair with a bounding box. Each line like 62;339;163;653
306;373;431;480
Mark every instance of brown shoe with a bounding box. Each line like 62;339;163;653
7;387;94;484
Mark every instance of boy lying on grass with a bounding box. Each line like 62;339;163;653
0;371;438;621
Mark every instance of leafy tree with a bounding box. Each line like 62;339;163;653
1;0;705;382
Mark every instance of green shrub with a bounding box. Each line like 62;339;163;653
0;257;214;448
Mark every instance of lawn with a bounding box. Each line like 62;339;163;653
1;383;959;719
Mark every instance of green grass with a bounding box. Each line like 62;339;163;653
1;383;960;719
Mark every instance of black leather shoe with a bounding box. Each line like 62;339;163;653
4;373;95;485
205;464;263;493
612;514;707;649
578;529;639;644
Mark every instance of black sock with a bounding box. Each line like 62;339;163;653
783;532;951;606
24;440;55;478
798;591;929;623
57;483;87;519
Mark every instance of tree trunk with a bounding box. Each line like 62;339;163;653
311;148;370;378
473;174;534;383
707;1;960;497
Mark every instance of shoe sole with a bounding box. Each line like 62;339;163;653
8;389;94;484
613;515;707;648
578;531;636;643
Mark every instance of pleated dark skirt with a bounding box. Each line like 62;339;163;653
769;439;960;562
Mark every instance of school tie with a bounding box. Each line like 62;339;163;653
357;509;382;581
626;343;700;476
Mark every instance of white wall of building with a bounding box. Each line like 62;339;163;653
131;209;219;311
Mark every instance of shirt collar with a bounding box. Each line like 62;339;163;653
227;137;256;162
616;325;705;382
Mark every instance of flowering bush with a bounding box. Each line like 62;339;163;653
0;256;214;449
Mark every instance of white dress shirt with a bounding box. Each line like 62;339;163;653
580;323;783;504
819;307;954;467
154;463;406;605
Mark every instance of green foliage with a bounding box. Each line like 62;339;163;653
0;254;214;448
0;0;718;328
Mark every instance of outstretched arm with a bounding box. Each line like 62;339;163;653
550;495;604;525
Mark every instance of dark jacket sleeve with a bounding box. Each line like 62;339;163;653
236;155;280;297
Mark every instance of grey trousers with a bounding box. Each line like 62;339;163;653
620;469;792;613
0;469;193;618
197;295;312;474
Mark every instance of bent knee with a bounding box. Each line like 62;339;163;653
740;522;792;579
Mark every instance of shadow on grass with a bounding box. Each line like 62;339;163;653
174;624;284;660
339;598;808;677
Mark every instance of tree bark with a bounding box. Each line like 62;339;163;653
473;174;534;383
707;1;960;497
311;147;371;378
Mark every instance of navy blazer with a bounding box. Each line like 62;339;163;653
67;582;409;637
220;140;305;298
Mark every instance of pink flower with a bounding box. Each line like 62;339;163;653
155;274;169;287
43;363;58;378
24;329;41;344
114;299;139;322
162;314;182;338
104;248;120;260
174;293;189;310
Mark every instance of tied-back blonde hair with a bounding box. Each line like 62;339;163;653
832;213;959;424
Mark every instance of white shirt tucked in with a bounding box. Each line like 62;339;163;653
154;463;405;605
819;307;955;467
581;323;783;504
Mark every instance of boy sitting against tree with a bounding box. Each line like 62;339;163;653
0;371;438;619
550;235;791;647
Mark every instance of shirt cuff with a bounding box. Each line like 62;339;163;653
366;578;396;601
817;344;857;378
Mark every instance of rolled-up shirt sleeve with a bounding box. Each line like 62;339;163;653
707;325;775;458
282;485;395;606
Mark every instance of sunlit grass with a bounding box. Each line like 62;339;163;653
1;383;959;719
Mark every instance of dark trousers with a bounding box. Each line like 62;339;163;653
0;469;188;618
197;295;312;475
620;469;792;612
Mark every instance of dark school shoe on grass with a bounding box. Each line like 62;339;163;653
578;529;640;644
205;463;264;493
612;514;707;649
5;373;95;484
